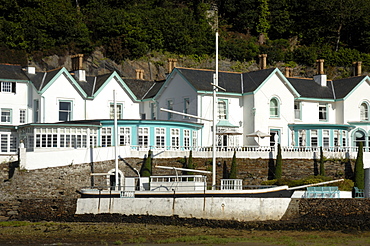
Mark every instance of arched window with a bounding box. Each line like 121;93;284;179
354;130;366;147
270;98;279;117
360;102;368;121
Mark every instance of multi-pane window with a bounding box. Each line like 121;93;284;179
119;127;131;145
184;129;190;149
110;104;123;119
342;131;347;147
171;128;180;148
167;99;173;120
155;127;165;148
334;130;339;146
319;103;327;121
59;101;72;121
192;130;197;148
294;102;301;120
311;130;318;147
360;102;369;121
270;98;279;117
0;134;17;153
218;99;227;120
20;109;26;124
138;127;149;147
90;129;97;147
0;82;15;93
299;130;306;146
35;128;58;148
323;130;329;147
183;98;190;119
1;109;11;123
101;127;112;147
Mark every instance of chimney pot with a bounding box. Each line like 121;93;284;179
316;59;325;75
259;54;267;70
285;67;293;77
70;54;85;81
353;61;362;76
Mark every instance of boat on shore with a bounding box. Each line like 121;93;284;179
78;166;342;199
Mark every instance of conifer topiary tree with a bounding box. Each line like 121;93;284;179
229;151;237;179
140;150;152;177
275;144;282;179
187;150;194;175
319;146;325;176
354;142;365;189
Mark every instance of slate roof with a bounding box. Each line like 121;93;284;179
175;67;278;94
0;64;29;81
332;76;367;99
124;78;158;100
28;68;62;91
288;77;334;99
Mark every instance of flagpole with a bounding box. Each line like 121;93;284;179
212;10;219;190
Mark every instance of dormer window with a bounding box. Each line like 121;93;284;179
360;102;369;121
0;82;16;93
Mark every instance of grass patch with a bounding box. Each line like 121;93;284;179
0;221;32;227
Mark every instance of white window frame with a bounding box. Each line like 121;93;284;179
171;128;180;149
110;103;123;119
184;129;190;149
155;127;165;148
101;127;112;147
119;127;131;146
360;102;369;121
192;130;197;148
269;98;279;118
218;99;228;120
294;101;301;120
311;130;318;147
151;102;157;120
20;109;26;124
59;100;73;121
138;127;149;148
1;109;12;123
323;130;329;148
319;103;327;121
0;81;14;93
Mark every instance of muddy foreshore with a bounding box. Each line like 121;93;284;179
2;198;370;232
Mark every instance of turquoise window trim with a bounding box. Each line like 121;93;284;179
218;98;228;120
59;100;73;121
319;103;328;122
269;97;280;118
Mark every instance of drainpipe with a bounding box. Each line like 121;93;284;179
41;96;45;123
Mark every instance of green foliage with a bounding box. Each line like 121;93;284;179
274;144;282;179
256;0;270;36
140;150;152;177
319;146;325;176
354;142;365;189
186;150;194;175
229;151;237;179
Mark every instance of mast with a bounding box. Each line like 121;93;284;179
114;90;118;189
212;7;219;190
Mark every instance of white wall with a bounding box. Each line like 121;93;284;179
343;80;370;123
41;73;85;122
86;77;140;120
0;82;29;125
253;73;295;146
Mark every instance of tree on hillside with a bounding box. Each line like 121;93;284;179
274;144;282;179
256;0;270;39
186;150;194;175
319;146;325;176
140;150;152;177
229;151;237;179
354;142;365;189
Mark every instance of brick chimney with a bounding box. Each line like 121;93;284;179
135;69;144;80
258;54;267;70
168;58;177;73
71;54;86;82
352;61;362;76
285;67;293;77
314;59;327;86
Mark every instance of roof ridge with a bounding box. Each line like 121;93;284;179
177;67;242;74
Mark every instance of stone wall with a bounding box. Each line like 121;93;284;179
0;157;354;200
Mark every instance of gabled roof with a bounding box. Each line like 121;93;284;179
288;78;334;99
0;64;29;81
28;68;62;91
332;76;368;99
242;68;277;93
124;78;158;100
